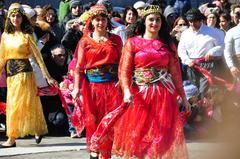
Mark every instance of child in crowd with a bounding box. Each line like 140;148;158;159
203;85;225;123
59;59;85;138
181;80;214;138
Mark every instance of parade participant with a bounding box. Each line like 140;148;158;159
71;4;122;159
0;3;57;148
112;5;190;159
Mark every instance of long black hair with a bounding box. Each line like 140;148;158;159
5;10;33;34
122;6;138;25
43;4;59;25
128;13;174;51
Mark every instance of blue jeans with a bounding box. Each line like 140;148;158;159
68;104;76;134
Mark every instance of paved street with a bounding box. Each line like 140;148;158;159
1;132;239;159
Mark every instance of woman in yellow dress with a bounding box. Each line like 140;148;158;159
0;3;57;148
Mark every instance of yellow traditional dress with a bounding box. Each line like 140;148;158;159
0;31;50;138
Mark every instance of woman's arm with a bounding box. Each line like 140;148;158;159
119;40;134;103
0;33;6;75
71;40;85;99
168;49;190;110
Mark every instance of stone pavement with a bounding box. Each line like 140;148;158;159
0;133;239;159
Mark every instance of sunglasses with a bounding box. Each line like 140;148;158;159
79;22;86;26
72;5;81;9
53;54;66;57
208;16;216;19
178;23;187;26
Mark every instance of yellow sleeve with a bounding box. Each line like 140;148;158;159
28;34;51;79
0;33;7;74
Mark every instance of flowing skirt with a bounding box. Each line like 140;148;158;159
113;82;188;159
6;72;47;138
82;79;122;158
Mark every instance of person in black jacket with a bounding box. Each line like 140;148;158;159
41;44;69;136
61;11;90;60
43;5;65;44
62;0;82;30
61;19;83;58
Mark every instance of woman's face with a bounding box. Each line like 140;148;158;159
10;12;22;29
207;13;217;27
46;9;56;24
219;16;229;31
91;15;108;33
177;19;187;27
145;13;161;34
71;5;81;16
125;10;136;24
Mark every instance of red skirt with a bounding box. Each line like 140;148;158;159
112;83;188;159
82;79;122;158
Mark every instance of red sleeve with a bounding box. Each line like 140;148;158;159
74;36;87;89
118;39;134;92
112;34;123;52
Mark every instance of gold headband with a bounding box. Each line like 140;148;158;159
7;3;25;18
89;4;108;18
4;3;26;32
142;5;162;17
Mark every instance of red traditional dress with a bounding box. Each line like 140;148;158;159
76;33;123;158
113;36;188;159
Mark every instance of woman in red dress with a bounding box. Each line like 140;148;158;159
113;5;190;159
71;4;123;159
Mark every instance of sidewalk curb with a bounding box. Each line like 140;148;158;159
0;145;87;157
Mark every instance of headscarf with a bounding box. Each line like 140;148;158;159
84;4;108;34
7;3;25;18
4;3;25;32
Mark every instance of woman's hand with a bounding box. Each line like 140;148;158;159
71;88;81;100
182;98;191;112
47;77;58;87
187;59;195;67
123;89;133;103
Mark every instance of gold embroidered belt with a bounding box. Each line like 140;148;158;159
134;67;175;94
6;59;33;77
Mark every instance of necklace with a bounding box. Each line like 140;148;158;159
91;32;109;43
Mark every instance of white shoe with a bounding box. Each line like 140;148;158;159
70;132;79;138
0;123;5;132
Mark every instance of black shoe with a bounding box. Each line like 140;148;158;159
35;136;43;144
0;142;16;148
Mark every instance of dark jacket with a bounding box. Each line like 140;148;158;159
61;28;83;55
